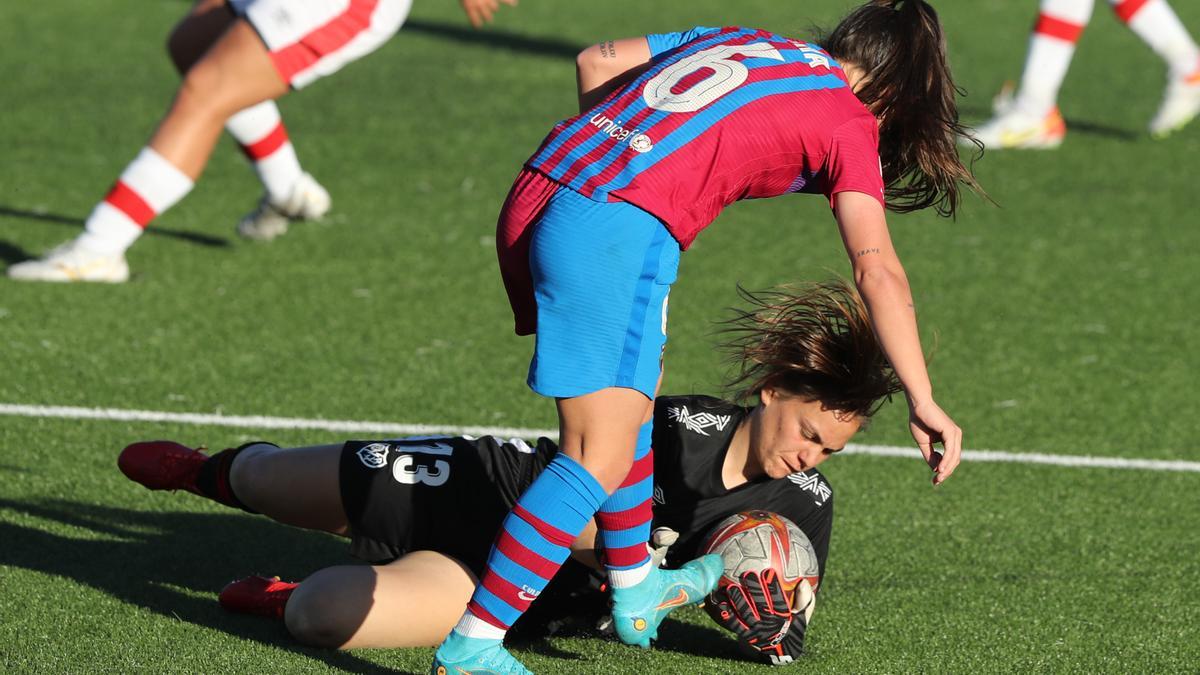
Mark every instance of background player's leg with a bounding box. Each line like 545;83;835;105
1014;0;1094;117
1110;0;1199;76
284;551;478;649
966;0;1093;149
225;101;330;241
148;20;287;181
8;18;287;282
228;443;349;535
1109;0;1200;135
166;0;324;240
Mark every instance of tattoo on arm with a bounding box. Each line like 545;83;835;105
599;40;616;58
855;248;881;258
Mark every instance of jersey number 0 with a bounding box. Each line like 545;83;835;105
643;42;784;113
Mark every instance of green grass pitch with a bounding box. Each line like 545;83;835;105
2;0;1198;672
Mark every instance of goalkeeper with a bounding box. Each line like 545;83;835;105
118;280;906;664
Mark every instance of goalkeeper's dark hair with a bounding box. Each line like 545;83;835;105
820;0;986;217
720;279;902;418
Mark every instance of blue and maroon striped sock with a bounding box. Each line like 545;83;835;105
455;453;607;639
596;420;655;588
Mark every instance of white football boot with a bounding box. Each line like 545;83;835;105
1149;61;1200;138
236;172;331;241
963;102;1067;150
7;238;129;283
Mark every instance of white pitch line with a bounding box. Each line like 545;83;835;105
842;444;1200;473
0;403;557;441
2;403;1199;474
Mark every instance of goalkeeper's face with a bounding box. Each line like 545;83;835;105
751;388;861;479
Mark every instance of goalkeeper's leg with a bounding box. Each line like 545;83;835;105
281;551;478;649
118;440;349;534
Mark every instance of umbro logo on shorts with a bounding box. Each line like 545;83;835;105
357;442;390;469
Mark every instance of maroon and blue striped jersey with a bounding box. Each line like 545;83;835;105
525;26;885;249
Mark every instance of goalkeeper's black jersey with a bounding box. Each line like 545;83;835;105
647;395;833;577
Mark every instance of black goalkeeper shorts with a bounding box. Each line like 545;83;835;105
337;436;553;578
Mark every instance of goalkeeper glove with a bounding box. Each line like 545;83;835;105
712;568;810;666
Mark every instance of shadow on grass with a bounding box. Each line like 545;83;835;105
0;206;231;255
958;104;1139;142
1061;117;1140;142
0;240;34;266
0;497;750;671
0;498;413;674
404;18;583;59
653;619;745;662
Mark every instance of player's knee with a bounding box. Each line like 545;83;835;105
175;62;238;120
227;444;277;507
284;579;356;649
579;451;636;494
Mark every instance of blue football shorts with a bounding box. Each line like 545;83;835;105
526;186;680;399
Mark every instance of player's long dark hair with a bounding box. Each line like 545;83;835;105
721;279;902;418
821;0;984;217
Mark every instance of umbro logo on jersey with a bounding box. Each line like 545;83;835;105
668;405;732;436
357;442;390;469
589;113;655;153
787;472;832;506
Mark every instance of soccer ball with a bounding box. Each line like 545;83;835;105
701;510;820;623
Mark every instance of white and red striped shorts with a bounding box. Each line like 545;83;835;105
229;0;411;89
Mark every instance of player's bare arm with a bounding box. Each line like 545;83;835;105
834;190;962;485
576;37;653;112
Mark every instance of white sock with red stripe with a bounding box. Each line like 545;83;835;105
226;102;303;205
1015;0;1095;117
1111;0;1200;77
78;148;194;255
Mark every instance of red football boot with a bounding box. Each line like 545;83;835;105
219;575;298;619
118;440;209;495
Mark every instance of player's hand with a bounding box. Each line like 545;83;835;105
459;0;517;28
712;569;807;666
908;397;962;485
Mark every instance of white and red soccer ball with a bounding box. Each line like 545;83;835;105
701;510;820;624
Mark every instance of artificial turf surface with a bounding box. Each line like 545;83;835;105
1;0;1197;672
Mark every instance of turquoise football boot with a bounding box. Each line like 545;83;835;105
610;554;724;648
431;634;531;675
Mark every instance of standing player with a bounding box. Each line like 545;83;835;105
442;2;978;672
968;0;1200;148
7;0;517;283
117;280;898;666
